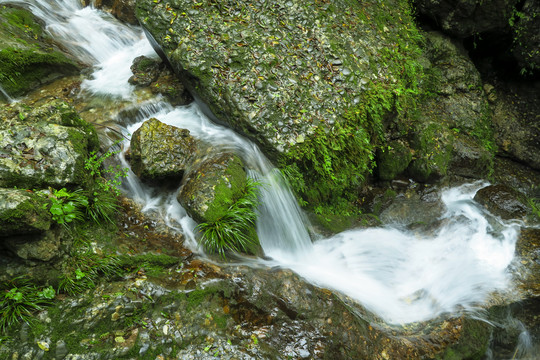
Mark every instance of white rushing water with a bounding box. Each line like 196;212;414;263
20;0;520;325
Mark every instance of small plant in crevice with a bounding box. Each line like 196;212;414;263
42;188;88;226
59;245;120;296
196;178;260;258
84;146;129;224
0;277;55;334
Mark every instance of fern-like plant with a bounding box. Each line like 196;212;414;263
0;277;55;334
196;178;260;258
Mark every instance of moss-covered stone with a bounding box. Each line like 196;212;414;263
0;188;51;236
376;140;413;181
129;117;197;183
0;5;80;98
177;152;248;223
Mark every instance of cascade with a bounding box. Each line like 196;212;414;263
10;0;522;326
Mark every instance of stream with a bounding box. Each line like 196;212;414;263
2;0;524;330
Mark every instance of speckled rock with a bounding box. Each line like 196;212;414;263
0;123;86;189
474;184;530;220
136;0;426;199
0;5;80;98
129;118;197;183
0;188;51;236
0;100;97;189
177;152;247;223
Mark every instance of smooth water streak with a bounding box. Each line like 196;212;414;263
20;0;520;325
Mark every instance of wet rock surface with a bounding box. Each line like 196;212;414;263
129;117;196;184
474;184;531;220
129;56;192;106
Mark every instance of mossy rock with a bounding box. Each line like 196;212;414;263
376;140;413;181
129;117;197;184
0;100;97;189
407;122;454;182
177;152;248;224
0;188;51;236
0;5;80;98
137;0;425;209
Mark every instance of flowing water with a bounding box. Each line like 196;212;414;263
9;0;523;326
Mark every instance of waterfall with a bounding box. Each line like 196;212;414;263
15;0;521;326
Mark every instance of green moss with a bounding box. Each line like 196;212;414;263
3;8;42;38
408;123;453;182
0;47;78;96
118;253;181;274
203;155;247;223
57;104;100;153
0;190;51;235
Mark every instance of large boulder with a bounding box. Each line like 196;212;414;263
0;5;80;98
0;100;98;189
129;118;197;184
136;0;426;204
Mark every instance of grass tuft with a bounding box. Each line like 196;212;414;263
196;178;260;258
